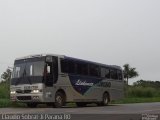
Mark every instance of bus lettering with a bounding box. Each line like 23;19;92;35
75;79;94;86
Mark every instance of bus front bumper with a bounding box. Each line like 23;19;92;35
10;93;44;103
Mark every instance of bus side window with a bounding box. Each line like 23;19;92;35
60;59;68;73
68;60;75;74
101;68;110;79
60;59;75;74
81;63;88;76
76;62;88;76
101;67;106;78
117;70;122;80
89;64;100;77
105;68;110;79
110;69;118;80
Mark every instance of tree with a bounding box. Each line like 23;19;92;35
0;68;12;98
123;64;139;85
1;68;12;82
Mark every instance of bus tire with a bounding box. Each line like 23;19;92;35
97;92;110;106
76;102;86;107
54;91;66;108
102;92;109;106
27;103;37;108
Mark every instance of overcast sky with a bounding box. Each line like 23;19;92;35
0;0;160;84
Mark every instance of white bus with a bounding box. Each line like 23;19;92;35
10;54;124;108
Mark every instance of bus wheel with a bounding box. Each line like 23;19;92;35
102;93;109;106
54;91;65;108
27;103;37;108
76;102;86;107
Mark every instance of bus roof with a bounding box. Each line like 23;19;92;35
15;54;63;60
15;54;122;70
64;56;122;70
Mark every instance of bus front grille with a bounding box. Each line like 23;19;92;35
24;90;32;93
17;96;32;101
16;90;32;94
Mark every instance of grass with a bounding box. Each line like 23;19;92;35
0;99;26;108
0;82;9;98
0;99;11;107
111;86;160;104
111;97;160;104
126;86;160;98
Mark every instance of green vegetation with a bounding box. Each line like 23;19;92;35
0;99;26;108
0;99;11;107
0;81;9;98
113;80;160;104
0;68;11;103
127;80;160;98
127;86;159;98
0;80;26;108
112;97;160;104
0;68;16;108
123;64;139;85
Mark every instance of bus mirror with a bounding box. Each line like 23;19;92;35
47;66;51;74
46;56;53;62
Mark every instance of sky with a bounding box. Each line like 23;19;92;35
0;0;160;84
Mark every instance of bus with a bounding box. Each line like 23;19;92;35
10;54;124;108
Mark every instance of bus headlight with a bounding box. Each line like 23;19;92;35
32;90;40;93
10;91;16;94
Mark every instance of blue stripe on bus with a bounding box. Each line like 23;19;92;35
69;74;102;95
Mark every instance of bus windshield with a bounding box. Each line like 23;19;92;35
12;61;45;78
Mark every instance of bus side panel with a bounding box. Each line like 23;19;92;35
56;74;104;102
108;80;124;101
55;75;124;103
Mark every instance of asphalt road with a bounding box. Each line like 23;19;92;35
0;102;160;120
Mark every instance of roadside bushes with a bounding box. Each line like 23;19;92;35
126;86;160;98
0;81;9;99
